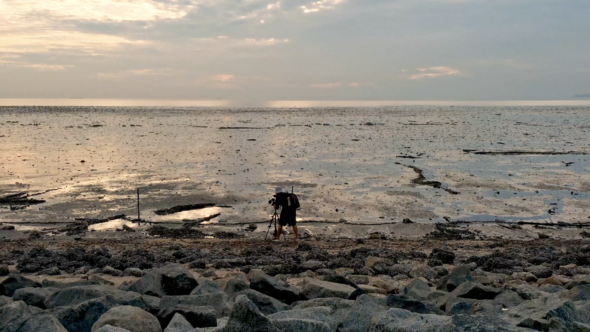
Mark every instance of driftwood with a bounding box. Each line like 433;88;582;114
182;213;221;229
154;203;216;216
75;214;126;226
0;193;46;209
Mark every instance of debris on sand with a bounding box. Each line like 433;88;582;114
214;231;244;239
396;163;460;195
147;225;205;239
466;150;588;156
182;213;221;229
75;214;126;226
154;203;216;216
426;223;478;240
0;192;46;210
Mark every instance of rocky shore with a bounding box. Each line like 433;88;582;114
3;236;590;331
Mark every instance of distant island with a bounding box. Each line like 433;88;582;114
573;94;590;99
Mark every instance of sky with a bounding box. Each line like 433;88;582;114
0;0;589;101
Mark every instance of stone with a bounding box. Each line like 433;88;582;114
338;294;388;332
271;318;331;332
128;264;198;298
493;290;524;309
190;279;223;296
403;278;445;302
367;308;454;331
13;287;59;309
386;295;444;315
507;295;577;331
4;312;68;332
0;301;32;331
539;275;571;286
365;257;385;270
224;295;281;332
124;268;145;277
450;314;516;332
292;297;355;311
437;265;474;292
527;265;553;279
451;281;501;300
50;295;118;332
323;275;360;289
347;275;369;285
301;278;356;299
95;326;131;332
142;295;161;315
358;285;386;295
574;322;590;332
0;265;9;276
512;272;538;283
159;293;230;318
236;289;290;315
347;288;367;300
223;279;249;297
44;285;148;310
301;260;326;271
158;305;216;328
268;306;334;331
410;266;437;281
429;247;455;264
0;275;41;297
0;295;13;307
567;285;590;301
42;279;103;289
539;284;566;293
249;271;300;304
91;306;162;332
163;313;193;332
505;282;544;301
102;266;123;277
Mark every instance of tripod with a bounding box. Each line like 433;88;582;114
265;209;285;241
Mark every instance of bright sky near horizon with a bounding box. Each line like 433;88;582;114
0;0;588;101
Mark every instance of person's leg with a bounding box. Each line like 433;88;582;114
293;225;298;239
276;225;283;240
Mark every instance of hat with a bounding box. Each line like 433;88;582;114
275;187;283;194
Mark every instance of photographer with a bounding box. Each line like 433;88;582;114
272;187;299;241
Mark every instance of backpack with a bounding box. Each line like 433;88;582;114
289;193;301;209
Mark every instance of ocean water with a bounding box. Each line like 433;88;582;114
1;105;589;227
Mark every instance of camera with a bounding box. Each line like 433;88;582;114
268;197;276;206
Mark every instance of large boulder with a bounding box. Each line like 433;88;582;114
224;279;249;297
367;308;455;331
271;318;331;332
249;271;301;304
268;306;335;332
292;297;355;311
429;247;455;264
0;295;13;307
44;285;148;309
190;279;223;296
339;294;388;332
236;289;290;315
13;287;59;309
128;264;198;297
163;313;193;332
157;304;216;328
159;293;230;318
403;278;446;302
451;281;501;300
50;295;118;332
437;265;474;292
0;275;41;296
323;275;360;290
4;312;68;332
507;295;578;331
95;326;131;332
386;295;444;315
42;279;105;289
91;306;162;332
301;278;356;299
0;301;32;331
224;295;281;332
567;285;590;301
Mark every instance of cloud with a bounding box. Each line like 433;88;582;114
301;0;345;14
408;66;462;79
97;68;174;80
212;74;234;83
310;82;342;88
0;59;69;71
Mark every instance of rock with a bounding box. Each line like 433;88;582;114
370;278;401;294
507;295;577;331
323;275;359;290
159;293;230;318
365;257;385;270
158;304;216;328
249;271;300;304
451;281;501;300
124;268;145;277
429;247;455;264
50;295;118;332
0;295;13;307
91;305;162;332
505;282;545;301
0;301;32;331
236;289;290;315
539;275;571;286
403;278;446;302
368;308;454;331
527;265;553;279
0;275;41;296
347;275;369;285
44;285;148;309
560;264;579;277
268;307;334;332
102;266;123;277
142;295;161;315
38;266;61;276
410;266;437;281
95;326;131;332
358;285;386;295
128;264;198;298
13;287;59;309
539;284;566;293
338;294;388;332
301;260;326;271
224;279;249;297
567;285;590;301
512;272;538;283
42;279;102;289
4;312;68;332
493;290;524;309
347;288;367;300
163;313;193;332
292;297;355;311
190;279;223;296
574;322;590;332
437;265;474;292
0;265;9;277
386;295;444;315
301;278;356;299
450;314;517;332
224;295;281;332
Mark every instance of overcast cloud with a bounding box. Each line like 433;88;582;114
0;0;588;101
